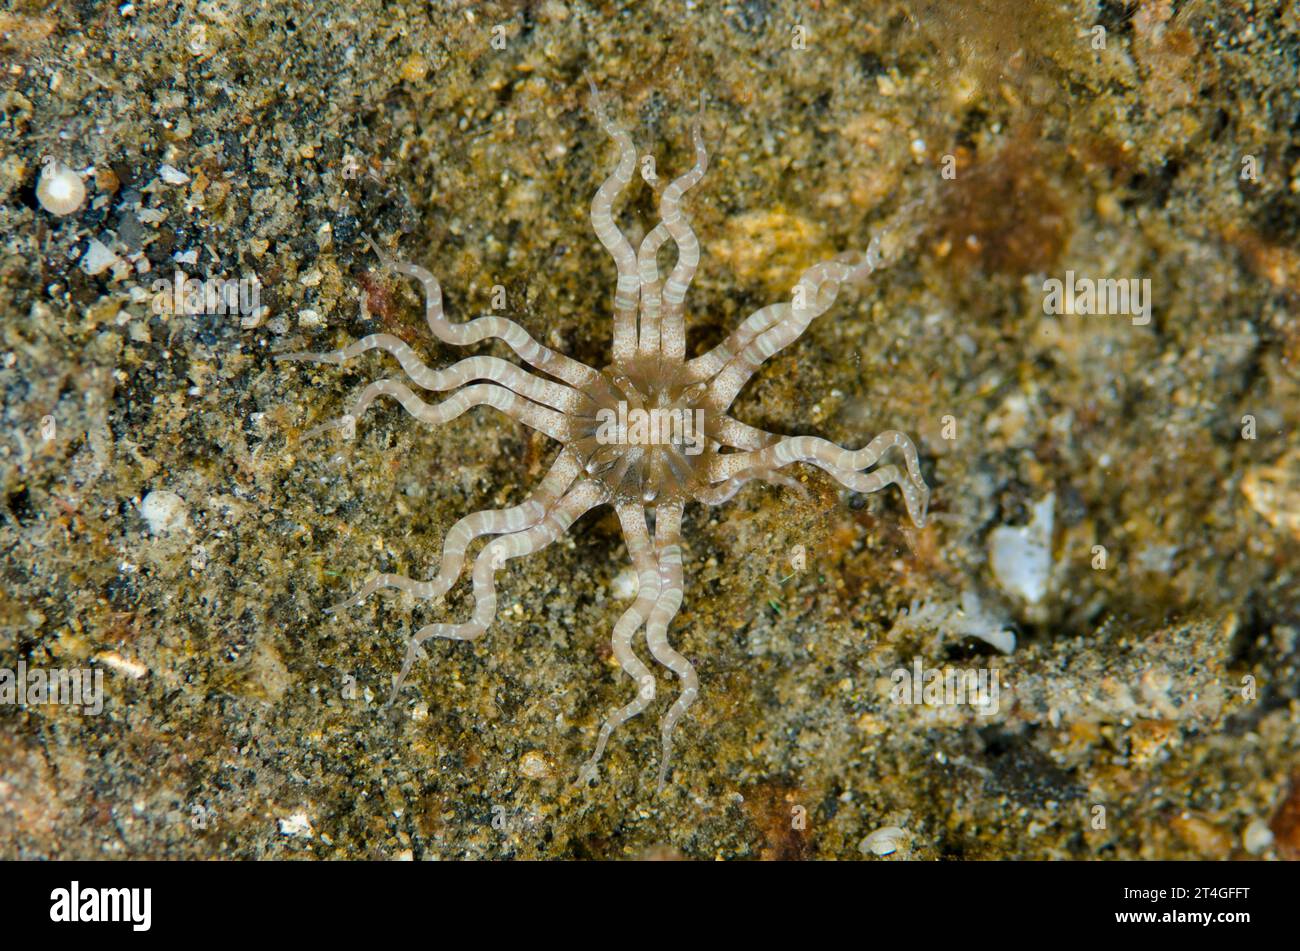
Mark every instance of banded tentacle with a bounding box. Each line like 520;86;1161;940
302;379;577;445
692;465;807;506
577;500;661;785
684;302;788;383
644;501;695;792
388;479;607;703
365;237;600;390
705;241;884;412
278;337;592;414
328;449;583;612
586;76;641;366
706;430;929;526
635;222;671;356
655;119;708;362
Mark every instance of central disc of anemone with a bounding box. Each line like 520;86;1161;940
570;355;712;503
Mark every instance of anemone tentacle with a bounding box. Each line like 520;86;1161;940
388;478;607;703
587;76;641;366
365;235;600;389
643;501;695;792
302;379;577;445
278;339;592;414
577;500;661;785
653;119;708;362
328;449;583;613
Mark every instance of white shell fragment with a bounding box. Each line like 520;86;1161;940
36;159;86;216
140;490;189;534
81;238;119;276
896;591;1016;654
95;650;149;680
278;812;314;838
519;751;552;779
956;590;1016;653
611;566;638;599
860;826;907;856
158;163;191;185
989;494;1055;604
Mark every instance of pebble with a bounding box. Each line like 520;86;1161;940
95;651;149;680
1242;449;1300;539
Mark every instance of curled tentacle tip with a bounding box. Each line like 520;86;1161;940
655;753;673;791
277;352;335;366
362;233;393;268
301;414;356;442
583;71;610;119
863;234;885;270
324;597;355;615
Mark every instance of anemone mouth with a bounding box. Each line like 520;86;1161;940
565;355;715;503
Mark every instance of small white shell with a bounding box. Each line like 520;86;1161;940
860;825;907;856
1243;818;1273;856
36;159;86;217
